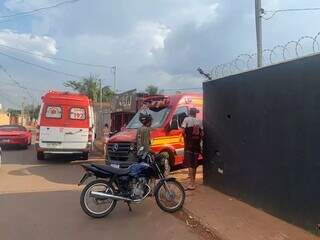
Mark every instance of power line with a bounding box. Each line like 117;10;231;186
0;89;21;108
262;7;320;20
0;0;81;23
0;44;114;68
0;51;82;79
0;65;34;100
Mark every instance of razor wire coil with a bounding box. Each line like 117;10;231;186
208;32;320;80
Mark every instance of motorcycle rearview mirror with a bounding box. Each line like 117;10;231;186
137;147;145;156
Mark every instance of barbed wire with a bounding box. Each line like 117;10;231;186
208;32;320;80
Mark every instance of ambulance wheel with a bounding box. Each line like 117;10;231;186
37;151;45;161
160;150;174;173
82;152;89;160
21;144;28;150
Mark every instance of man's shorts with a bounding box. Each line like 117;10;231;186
184;150;199;168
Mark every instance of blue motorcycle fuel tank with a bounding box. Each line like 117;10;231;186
128;162;153;178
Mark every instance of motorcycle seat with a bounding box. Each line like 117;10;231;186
92;164;130;176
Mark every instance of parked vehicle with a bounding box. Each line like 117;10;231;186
35;91;95;160
0;146;2;168
0;125;32;149
78;147;185;218
107;93;203;169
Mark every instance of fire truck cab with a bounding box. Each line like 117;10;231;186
107;93;203;168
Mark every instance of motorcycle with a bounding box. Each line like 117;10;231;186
78;148;185;218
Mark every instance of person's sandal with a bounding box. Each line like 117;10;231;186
184;185;196;191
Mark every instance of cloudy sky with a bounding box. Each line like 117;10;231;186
0;0;319;108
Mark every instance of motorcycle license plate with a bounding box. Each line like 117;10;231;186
47;142;60;147
111;164;120;168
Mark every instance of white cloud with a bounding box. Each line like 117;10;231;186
2;0;320;106
64;21;170;70
133;22;171;56
262;0;280;10
0;29;57;62
175;2;219;28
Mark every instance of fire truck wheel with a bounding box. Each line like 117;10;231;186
160;150;174;172
37;151;45;161
82;152;89;160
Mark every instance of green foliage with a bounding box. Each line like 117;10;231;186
145;85;159;95
25;105;41;120
7;108;21;116
101;86;114;102
64;75;114;102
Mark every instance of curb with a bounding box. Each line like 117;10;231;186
173;207;227;240
93;140;104;153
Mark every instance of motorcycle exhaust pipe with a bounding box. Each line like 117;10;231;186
90;191;131;201
90;185;151;203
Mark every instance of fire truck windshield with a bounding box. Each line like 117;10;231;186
126;107;170;129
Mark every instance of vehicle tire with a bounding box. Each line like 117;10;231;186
37;151;45;161
80;179;117;218
82;152;89;160
0;147;2;168
160;151;172;176
169;150;177;169
22;144;28;150
154;179;185;213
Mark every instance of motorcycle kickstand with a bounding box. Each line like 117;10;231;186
126;201;132;212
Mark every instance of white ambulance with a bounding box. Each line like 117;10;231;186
36;91;95;160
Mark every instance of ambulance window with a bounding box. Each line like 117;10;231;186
174;106;188;127
46;106;62;119
70;107;86;120
175;106;188;115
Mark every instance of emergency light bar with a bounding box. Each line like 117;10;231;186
143;96;170;109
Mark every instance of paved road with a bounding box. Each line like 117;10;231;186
0;145;200;240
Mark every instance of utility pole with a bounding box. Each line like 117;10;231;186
99;79;102;111
99;78;104;134
112;66;117;92
21;97;26;126
255;0;263;67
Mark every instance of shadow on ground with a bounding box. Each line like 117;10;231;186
0;190;199;240
2;144;103;165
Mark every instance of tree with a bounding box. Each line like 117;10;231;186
145;85;159;95
64;75;114;102
7;108;21;116
24;104;41;120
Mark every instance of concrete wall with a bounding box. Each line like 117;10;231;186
92;102;111;139
203;54;320;233
0;112;10;125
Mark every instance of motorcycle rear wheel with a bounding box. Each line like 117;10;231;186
154;179;185;213
80;179;117;218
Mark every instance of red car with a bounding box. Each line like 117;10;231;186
0;125;32;149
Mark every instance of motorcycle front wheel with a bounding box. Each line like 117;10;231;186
80;179;117;218
154;179;185;213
